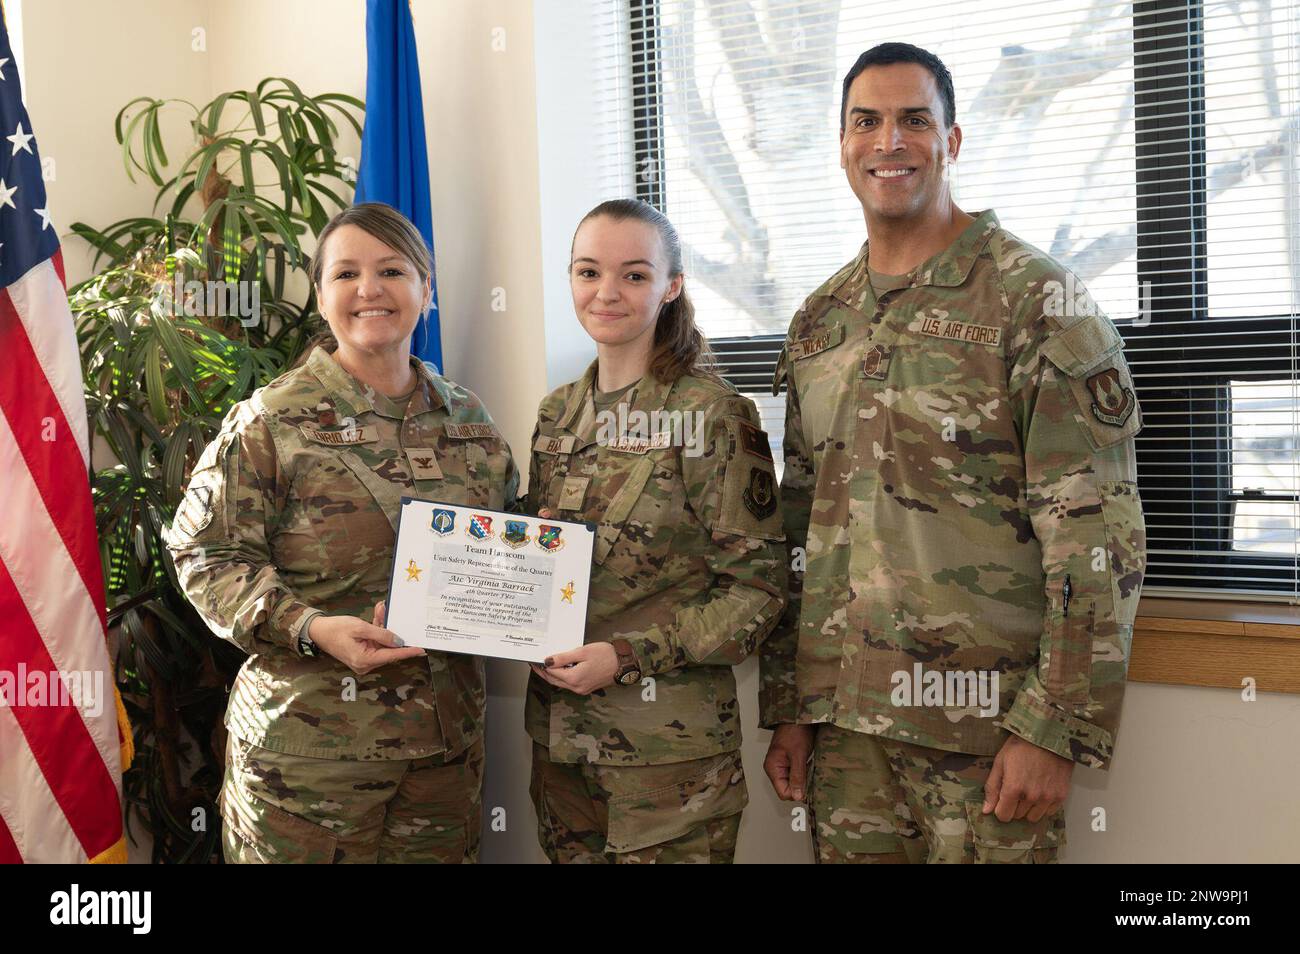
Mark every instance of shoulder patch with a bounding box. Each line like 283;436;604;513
173;484;214;536
1054;356;1143;451
736;420;773;461
715;417;784;542
742;467;778;519
1085;367;1137;428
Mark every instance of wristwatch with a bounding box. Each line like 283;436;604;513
611;639;642;686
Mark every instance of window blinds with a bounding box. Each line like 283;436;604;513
586;0;1300;597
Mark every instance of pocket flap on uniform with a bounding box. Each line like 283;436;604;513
220;775;339;864
603;751;747;855
593;456;657;565
962;799;1060;863
1040;316;1123;378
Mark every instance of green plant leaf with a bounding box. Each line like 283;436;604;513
246;86;267;136
144;341;170;427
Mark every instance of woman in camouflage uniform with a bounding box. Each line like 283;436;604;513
524;199;787;863
165;203;517;863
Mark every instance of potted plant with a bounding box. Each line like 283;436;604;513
71;78;363;862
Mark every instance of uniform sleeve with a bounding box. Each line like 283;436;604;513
1001;274;1147;770
758;347;811;727
520;422;543;517
163;403;323;655
501;436;522;514
622;393;788;677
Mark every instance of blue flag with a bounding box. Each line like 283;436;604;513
355;0;442;372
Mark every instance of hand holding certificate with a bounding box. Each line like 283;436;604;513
384;498;593;663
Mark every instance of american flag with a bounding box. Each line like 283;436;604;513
0;8;127;862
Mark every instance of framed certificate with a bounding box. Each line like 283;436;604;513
383;498;593;663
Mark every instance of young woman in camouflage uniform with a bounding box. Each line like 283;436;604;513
523;200;787;863
166;203;517;863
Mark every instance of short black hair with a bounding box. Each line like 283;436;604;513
840;42;955;132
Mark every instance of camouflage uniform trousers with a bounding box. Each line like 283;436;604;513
529;742;747;863
220;733;484;863
809;725;1065;864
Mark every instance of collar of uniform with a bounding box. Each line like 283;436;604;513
555;359;678;446
405;358;446;417
556;360;601;435
910;209;1000;288
623;368;676;434
305;347;444;420
833;209;1001;303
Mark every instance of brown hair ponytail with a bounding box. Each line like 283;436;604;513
573;199;719;384
293;202;434;367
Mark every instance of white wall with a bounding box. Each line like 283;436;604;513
24;0;1299;864
23;0;212;287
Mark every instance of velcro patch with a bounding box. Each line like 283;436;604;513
914;316;1003;348
299;423;379;446
1085;367;1136;427
445;422;498;440
742;467;778;520
559;476;590;510
736;421;773;461
406;448;444;480
607;432;673;455
861;344;892;380
533;434;577;456
173;484;214;537
788;324;845;360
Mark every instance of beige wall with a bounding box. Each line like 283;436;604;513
25;0;1298;863
23;0;211;287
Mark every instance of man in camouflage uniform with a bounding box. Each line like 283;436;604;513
525;361;787;862
760;43;1146;863
165;346;517;862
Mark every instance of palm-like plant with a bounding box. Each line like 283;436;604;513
71;78;363;862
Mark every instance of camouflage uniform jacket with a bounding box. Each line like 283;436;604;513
523;363;788;765
758;210;1146;770
164;347;518;761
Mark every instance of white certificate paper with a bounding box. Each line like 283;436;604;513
384;498;593;663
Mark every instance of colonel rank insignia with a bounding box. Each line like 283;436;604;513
431;508;455;535
538;525;564;552
503;520;531;549
743;467;777;519
468;514;493;539
1086;367;1136;427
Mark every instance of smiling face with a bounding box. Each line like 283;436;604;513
314;223;430;359
840;62;962;224
569;215;682;352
